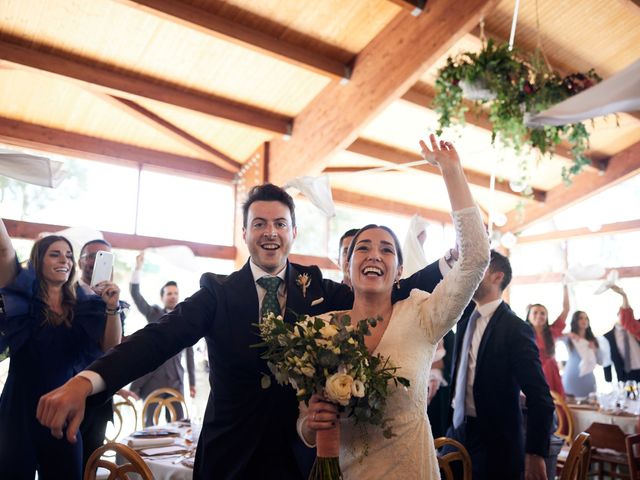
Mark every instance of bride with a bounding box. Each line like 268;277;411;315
297;134;490;478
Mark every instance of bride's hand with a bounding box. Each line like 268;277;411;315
306;394;339;431
418;133;460;170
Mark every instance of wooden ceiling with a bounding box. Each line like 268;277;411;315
0;0;639;238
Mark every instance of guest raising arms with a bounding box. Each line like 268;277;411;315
526;284;570;397
0;217;122;480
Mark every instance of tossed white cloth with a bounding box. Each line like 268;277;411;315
284;175;335;217
401;215;428;279
0;150;66;188
298;206;489;479
594;270;619;295
526;58;640;126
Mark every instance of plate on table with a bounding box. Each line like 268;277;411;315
130;429;179;438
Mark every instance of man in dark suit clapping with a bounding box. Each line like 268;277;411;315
37;183;447;480
448;250;554;480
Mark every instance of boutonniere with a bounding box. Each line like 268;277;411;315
296;273;311;298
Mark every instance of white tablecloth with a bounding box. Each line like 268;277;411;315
122;422;195;480
569;406;638;435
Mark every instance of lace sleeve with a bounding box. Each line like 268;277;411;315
417;206;489;343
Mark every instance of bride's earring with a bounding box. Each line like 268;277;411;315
395;279;400;290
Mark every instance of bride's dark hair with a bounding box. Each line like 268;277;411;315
346;224;404;266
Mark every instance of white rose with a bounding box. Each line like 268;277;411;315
320;323;339;338
351;380;365;398
325;373;354;406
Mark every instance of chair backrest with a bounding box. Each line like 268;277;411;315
551;390;574;445
107;395;139;442
626;434;640;479
142;387;188;426
83;442;153;480
434;436;472;480
560;432;592;480
585;422;628;452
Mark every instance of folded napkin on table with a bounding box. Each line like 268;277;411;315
128;437;175;449
139;445;188;457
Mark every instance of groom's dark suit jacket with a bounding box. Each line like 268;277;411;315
450;301;554;479
88;259;442;479
604;328;640;383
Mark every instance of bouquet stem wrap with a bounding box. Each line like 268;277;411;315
310;423;342;480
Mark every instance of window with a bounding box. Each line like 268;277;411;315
136;168;234;245
1;158;138;233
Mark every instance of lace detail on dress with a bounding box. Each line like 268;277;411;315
416;205;489;342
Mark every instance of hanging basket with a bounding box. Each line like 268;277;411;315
459;79;496;101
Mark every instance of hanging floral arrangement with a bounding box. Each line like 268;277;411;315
433;39;601;185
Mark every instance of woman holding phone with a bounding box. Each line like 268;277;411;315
0;216;122;479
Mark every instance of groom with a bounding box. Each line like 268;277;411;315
37;183;446;479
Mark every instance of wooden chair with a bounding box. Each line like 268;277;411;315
83;442;153;480
551;390;575;445
106;395;139;442
586;422;632;479
625;434;640;479
559;432;592;480
142;387;188;426
434;436;472;480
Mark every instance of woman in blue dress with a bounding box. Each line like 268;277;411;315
0;217;122;480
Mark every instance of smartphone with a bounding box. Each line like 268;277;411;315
90;251;114;287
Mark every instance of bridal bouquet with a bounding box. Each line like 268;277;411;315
254;311;410;479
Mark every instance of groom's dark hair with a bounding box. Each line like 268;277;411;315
242;183;296;228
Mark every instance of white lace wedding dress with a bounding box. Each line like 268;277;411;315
301;206;489;479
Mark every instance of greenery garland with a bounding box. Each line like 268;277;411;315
434;39;601;186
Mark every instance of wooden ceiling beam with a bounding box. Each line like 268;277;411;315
267;0;501;185
517;219;640;244
402;84;609;173
344;138;547;202
114;0;350;80
0;36;292;134
4;219;236;259
100;94;241;172
332;188;453;224
502;141;640;233
0;116;234;181
386;0;429;16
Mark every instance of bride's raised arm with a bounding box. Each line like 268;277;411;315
415;134;489;343
419;133;474;212
0;218;18;288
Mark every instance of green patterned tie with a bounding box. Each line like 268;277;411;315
257;276;282;319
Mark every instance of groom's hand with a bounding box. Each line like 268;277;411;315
524;453;547;480
36;376;92;443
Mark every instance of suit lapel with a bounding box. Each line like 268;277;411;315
223;261;262;362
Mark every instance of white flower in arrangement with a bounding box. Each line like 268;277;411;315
320;323;339;338
325;373;354;406
267;361;289;386
351;379;366;398
300;365;316;378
